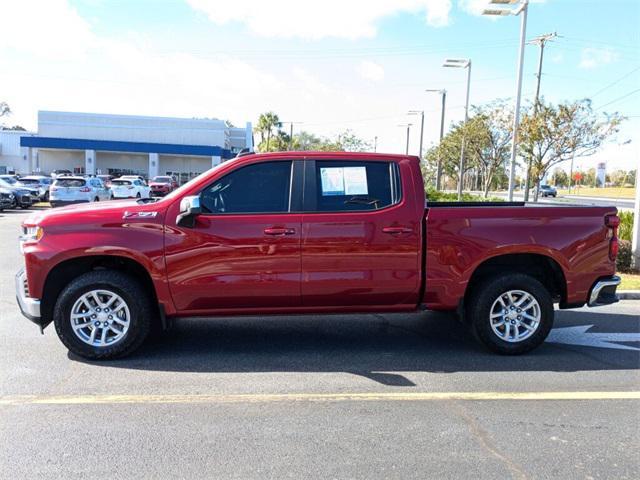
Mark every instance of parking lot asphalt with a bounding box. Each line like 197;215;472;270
1;208;639;479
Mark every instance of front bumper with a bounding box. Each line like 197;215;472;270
15;268;41;324
588;275;621;307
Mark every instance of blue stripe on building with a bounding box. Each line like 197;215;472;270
20;136;234;159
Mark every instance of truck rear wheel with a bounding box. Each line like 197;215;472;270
467;273;554;355
53;270;152;360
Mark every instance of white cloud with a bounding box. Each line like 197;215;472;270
357;60;385;82
0;0;96;60
579;47;620;69
185;0;452;39
550;52;564;64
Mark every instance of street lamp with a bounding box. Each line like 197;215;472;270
483;0;529;201
397;124;413;155
426;88;447;190
408;110;425;160
442;58;471;199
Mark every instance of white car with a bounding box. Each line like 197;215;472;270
50;176;111;208
110;178;151;199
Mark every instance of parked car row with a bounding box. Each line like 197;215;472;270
0;173;180;209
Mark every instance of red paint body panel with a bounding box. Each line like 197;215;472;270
423;205;616;310
300;158;422;307
20;151;618;326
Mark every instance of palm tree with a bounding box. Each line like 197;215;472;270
257;112;282;152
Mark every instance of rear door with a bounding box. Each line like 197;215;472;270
164;160;303;312
300;158;421;308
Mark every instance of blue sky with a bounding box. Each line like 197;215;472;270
1;0;638;171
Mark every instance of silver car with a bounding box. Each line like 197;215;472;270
50;177;111;208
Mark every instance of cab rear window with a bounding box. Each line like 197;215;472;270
112;180;132;186
54;179;86;187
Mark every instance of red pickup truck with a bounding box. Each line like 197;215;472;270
16;152;621;359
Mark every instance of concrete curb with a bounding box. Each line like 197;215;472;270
617;291;640;300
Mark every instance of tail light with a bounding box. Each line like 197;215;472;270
605;214;620;261
79;187;91;192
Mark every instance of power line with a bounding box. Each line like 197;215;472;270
596;88;640;111
589;65;640;98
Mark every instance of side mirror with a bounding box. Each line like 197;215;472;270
176;195;201;227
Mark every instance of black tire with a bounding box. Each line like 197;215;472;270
53;270;153;360
94;197;100;202
467;273;554;355
44;191;49;202
136;192;141;199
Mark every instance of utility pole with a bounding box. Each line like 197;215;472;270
524;32;557;202
374;136;378;152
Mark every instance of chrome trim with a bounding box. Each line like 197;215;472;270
588;275;621;307
15;269;41;319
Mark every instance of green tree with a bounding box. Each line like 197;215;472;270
551;168;569;187
464;101;513;197
256;112;282;152
518;99;623;202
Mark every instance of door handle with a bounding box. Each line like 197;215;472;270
382;226;412;234
264;227;296;236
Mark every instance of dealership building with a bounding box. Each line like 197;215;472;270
0;111;253;183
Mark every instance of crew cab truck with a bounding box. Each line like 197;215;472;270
16;152;621;359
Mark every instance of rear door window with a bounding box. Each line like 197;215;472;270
308;160;401;212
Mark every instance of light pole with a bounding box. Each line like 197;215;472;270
633;165;640;269
426;89;447;190
483;0;529;201
282;121;302;150
397;124;413;155
374;136;378;153
408;110;425;160
443;58;471;199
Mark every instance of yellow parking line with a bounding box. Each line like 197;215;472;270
0;391;638;406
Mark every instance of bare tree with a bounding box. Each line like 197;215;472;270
519;99;623;201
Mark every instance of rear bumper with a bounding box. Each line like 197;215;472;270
50;199;89;208
588;275;621;307
15;268;42;324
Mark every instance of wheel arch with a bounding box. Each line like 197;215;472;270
464;252;567;309
40;255;161;329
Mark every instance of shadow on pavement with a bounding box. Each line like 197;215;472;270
70;309;640;385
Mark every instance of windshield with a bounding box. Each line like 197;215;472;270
152;176;172;182
0;179;12;189
112;180;132;186
0;177;17;185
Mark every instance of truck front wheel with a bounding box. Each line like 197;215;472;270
467;273;554;355
53;271;152;359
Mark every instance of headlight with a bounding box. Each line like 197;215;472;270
19;225;44;244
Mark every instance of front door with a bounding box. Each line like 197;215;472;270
300;159;422;308
165;160;302;313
